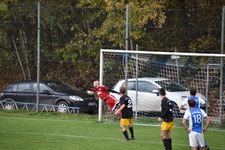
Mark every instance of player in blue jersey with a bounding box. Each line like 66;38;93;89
180;88;211;150
180;88;211;110
182;99;211;150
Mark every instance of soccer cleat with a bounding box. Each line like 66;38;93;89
197;146;209;150
122;139;130;142
204;141;209;150
129;137;135;140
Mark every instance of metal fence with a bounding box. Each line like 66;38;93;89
0;100;80;114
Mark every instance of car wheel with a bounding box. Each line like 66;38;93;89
56;101;69;113
3;102;16;110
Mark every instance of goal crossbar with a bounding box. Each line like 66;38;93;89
101;49;225;57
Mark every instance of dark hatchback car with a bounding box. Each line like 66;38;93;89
0;80;97;113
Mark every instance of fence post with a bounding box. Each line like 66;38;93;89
125;4;129;94
36;2;41;113
219;6;225;122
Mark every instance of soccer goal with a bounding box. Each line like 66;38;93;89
99;49;225;128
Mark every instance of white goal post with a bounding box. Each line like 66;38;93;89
99;49;225;126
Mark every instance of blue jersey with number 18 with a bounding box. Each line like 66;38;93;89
183;108;207;133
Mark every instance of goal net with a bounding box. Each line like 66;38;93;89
99;49;225;128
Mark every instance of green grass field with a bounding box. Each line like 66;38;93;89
0;110;224;150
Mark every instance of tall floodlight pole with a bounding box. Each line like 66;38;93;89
36;2;40;112
125;4;129;94
219;6;225;122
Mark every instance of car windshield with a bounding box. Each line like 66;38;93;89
155;80;188;92
45;81;76;92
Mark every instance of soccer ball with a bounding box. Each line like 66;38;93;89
87;90;94;95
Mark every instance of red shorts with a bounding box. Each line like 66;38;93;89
105;95;119;111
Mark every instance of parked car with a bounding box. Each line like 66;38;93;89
111;78;206;114
0;80;97;113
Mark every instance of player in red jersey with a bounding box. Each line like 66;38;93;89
91;80;120;112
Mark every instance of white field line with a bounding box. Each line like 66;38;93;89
0;130;121;141
0;116;224;132
0;130;185;147
1;130;225;150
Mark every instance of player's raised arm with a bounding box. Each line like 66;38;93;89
90;88;97;92
180;98;188;110
107;89;120;94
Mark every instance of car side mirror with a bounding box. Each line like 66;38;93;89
152;89;159;96
42;90;51;95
